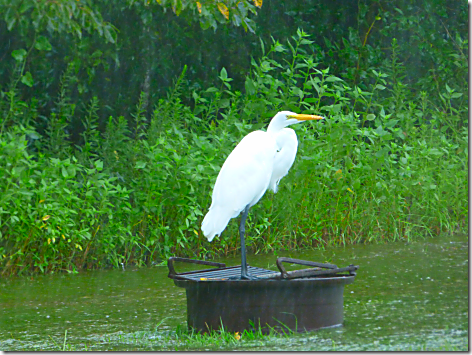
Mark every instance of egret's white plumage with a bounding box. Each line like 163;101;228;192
201;130;276;241
268;128;298;193
201;111;323;243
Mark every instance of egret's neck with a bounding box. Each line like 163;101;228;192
267;119;285;135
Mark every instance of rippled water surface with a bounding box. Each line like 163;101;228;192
0;233;468;351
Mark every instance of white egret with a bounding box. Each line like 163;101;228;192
201;111;324;279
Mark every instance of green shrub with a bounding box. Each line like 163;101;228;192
0;126;132;274
0;29;467;275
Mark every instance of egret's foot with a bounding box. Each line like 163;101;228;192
226;273;258;281
240;272;258;280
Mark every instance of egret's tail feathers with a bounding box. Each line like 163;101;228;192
201;207;234;242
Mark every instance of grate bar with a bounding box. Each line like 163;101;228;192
173;265;276;281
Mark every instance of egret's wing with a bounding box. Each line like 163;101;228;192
202;131;276;241
213;130;276;212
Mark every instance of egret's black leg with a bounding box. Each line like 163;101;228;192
239;205;251;280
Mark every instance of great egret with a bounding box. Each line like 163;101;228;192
201;111;324;279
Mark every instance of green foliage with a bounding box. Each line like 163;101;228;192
1;0;117;41
0;126;132;274
0;1;468;275
1;0;466;129
142;0;260;32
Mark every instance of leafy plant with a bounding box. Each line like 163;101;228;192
0;11;467;275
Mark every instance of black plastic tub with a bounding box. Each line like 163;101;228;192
168;257;358;333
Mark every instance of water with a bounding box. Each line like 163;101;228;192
0;233;468;351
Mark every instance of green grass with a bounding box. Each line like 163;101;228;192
36;323;468;351
42;320;294;351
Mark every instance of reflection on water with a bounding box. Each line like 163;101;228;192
0;233;468;351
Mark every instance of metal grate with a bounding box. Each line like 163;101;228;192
171;265;276;281
167;257;359;282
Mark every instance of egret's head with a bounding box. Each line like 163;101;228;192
268;111;324;133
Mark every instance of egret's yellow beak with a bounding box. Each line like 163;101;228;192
287;114;324;121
